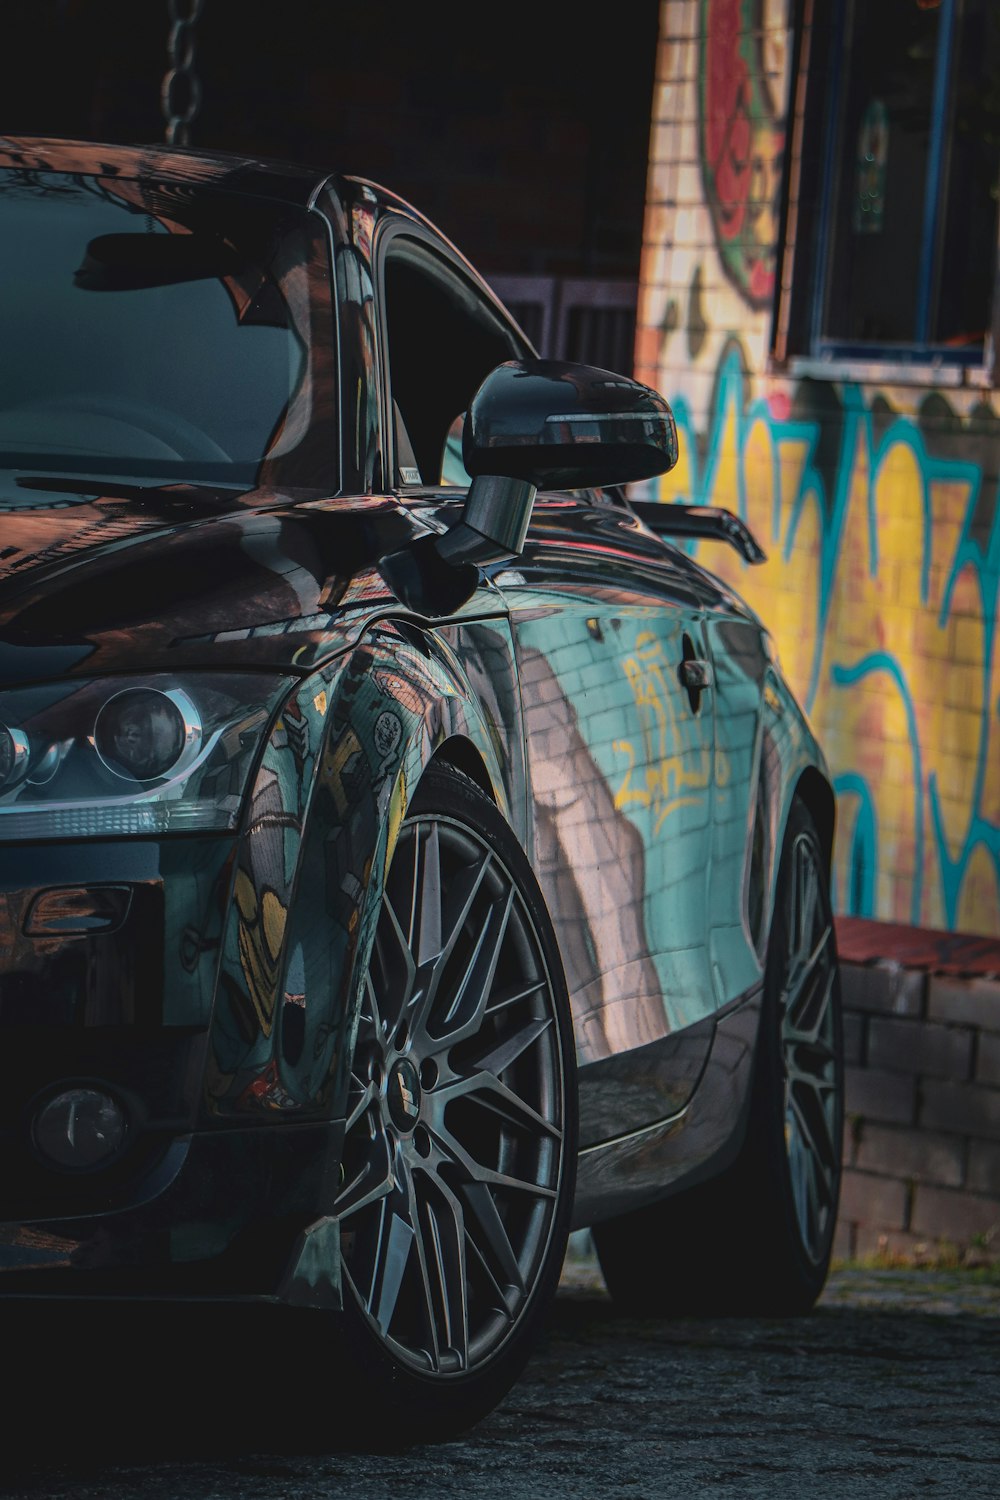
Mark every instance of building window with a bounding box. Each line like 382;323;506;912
781;0;1000;372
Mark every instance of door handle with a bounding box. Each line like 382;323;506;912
678;653;713;712
678;658;713;691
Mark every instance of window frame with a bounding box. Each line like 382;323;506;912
372;217;532;494
773;0;1000;387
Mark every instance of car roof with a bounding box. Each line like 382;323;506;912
0;138;492;261
0;136;331;210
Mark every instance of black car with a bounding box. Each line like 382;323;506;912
0;138;842;1443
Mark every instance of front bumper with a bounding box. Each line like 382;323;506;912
0;837;345;1302
0;1118;344;1300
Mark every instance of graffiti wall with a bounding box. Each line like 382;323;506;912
635;0;1000;936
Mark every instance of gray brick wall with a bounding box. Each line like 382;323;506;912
836;961;1000;1263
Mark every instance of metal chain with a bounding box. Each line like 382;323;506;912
161;0;205;147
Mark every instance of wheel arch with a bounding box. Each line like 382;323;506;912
757;665;837;930
792;765;836;878
207;614;523;1132
426;732;499;805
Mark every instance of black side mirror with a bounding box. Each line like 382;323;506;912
437;358;678;568
464;358;678;489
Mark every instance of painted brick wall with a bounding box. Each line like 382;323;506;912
635;0;1000;938
837;958;1000;1261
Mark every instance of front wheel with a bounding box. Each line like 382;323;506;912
331;764;577;1443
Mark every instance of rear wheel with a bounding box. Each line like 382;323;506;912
332;764;577;1442
594;796;843;1316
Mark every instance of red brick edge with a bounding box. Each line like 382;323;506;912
836;915;1000;980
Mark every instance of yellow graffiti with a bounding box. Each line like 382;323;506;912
613;736;707;834
655;353;1000;934
614;632;710;835
233;867;257;923
386;766;409;867
319;725;364;818
260;889;287;962
235;881;287;1037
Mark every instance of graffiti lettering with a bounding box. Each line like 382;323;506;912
614;634;711;835
654;344;1000;933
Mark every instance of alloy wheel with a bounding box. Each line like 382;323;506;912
778;827;841;1265
335;809;567;1376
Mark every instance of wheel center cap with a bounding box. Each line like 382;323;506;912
387;1058;422;1131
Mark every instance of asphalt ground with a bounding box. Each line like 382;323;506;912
1;1252;998;1499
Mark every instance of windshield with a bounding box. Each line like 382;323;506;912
0;171;337;492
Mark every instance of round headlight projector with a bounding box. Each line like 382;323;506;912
32;1087;128;1170
0;723;30;791
94;687;200;782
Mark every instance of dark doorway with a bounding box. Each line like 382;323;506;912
6;2;659;287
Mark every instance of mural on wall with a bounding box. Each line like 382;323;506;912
639;0;999;935
654;341;1000;936
699;0;787;308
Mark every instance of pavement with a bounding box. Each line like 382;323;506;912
2;910;995;1499
0;1248;997;1499
559;1233;1000;1317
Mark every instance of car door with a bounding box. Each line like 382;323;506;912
366;210;730;1147
492;494;722;1145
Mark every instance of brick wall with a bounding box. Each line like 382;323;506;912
636;0;1000;938
836;957;1000;1263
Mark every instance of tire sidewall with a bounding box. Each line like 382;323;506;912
335;762;578;1442
753;796;844;1303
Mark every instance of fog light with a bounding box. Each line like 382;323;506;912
32;1087;127;1170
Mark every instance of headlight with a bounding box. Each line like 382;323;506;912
0;724;30;789
94;687;198;782
0;672;292;840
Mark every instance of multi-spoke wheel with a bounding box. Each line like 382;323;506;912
333;764;576;1440
777;803;842;1272
593;795;843;1316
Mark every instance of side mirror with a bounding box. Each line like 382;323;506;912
436;358;678;567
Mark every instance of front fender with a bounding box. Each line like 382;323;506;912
204;613;523;1130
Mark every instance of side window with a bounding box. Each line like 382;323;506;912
440;412;469;486
381;237;527;487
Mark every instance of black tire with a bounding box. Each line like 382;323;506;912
593;795;843;1317
327;763;577;1444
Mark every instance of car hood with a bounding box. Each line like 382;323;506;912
0;478;440;685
